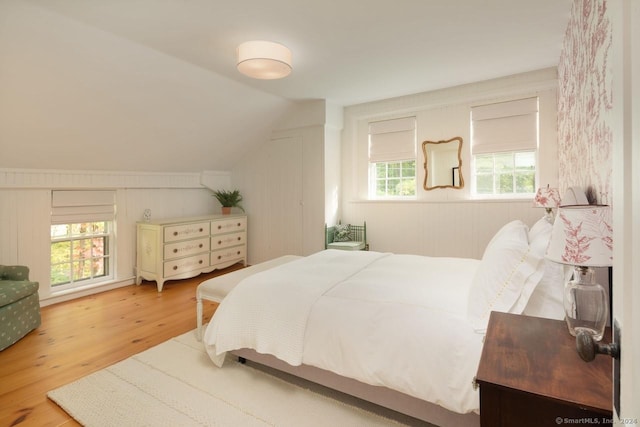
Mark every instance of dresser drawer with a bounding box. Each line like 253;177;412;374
164;222;210;243
211;217;246;235
211;246;246;266
211;231;246;250
163;237;209;260
163;254;209;278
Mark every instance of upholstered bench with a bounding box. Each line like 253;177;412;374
196;255;301;340
0;265;41;351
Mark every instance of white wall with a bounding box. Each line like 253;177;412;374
231;100;337;264
611;0;640;419
0;169;229;305
341;68;559;258
0;0;291;173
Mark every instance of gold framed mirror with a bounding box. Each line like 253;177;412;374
422;137;464;190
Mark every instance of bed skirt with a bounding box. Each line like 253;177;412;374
231;348;480;427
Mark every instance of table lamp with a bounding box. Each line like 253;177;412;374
533;185;561;222
545;205;613;341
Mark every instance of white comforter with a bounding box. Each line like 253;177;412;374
204;249;484;414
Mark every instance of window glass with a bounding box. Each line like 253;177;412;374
50;221;112;289
372;160;416;197
473;151;536;195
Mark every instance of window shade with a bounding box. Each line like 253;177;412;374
471;97;538;155
51;190;115;224
368;117;416;162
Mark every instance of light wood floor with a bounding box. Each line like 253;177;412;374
0;264;244;427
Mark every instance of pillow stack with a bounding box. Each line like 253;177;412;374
467;218;557;332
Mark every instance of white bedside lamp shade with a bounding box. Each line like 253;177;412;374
545;204;613;341
237;41;292;80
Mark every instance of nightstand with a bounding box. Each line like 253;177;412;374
476;312;612;427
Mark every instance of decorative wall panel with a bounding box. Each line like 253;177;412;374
558;0;613;204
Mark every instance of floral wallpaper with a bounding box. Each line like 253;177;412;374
557;0;613;204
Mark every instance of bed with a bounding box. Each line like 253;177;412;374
202;217;566;426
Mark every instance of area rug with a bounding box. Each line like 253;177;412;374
48;329;410;426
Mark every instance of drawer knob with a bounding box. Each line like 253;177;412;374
173;265;178;270
237;223;241;226
173;249;178;253
198;259;203;264
199;244;203;248
237;251;241;255
237;237;241;241
218;240;222;245
218;255;222;260
218;225;222;230
199;228;204;232
173;231;178;236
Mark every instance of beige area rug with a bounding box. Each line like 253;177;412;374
48;329;420;427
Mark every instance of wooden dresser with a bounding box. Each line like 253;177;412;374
136;214;247;291
476;312;613;427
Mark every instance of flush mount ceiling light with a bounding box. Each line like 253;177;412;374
237;40;292;80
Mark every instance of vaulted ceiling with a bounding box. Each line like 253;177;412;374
0;0;572;173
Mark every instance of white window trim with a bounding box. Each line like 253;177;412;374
50;190;116;293
368;159;417;200
471;98;539;198
368;117;417;199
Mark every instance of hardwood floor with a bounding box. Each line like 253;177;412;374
0;264;244;427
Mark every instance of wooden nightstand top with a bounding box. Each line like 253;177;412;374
476;312;612;414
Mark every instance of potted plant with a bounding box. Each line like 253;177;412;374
212;189;244;214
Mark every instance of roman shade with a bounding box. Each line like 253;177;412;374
368;117;416;162
51;190;115;224
471;97;538;155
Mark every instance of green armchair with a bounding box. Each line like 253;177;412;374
0;265;41;351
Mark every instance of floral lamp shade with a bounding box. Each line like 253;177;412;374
545;205;613;267
533;186;561;209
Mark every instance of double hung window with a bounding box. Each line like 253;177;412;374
50;191;115;290
368;117;417;198
471;98;538;196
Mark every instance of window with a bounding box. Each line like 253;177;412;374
50;191;115;290
475;151;536;195
368;117;416;198
51;222;111;288
471;98;538;196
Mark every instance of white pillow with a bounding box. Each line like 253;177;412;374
467;220;544;332
522;261;569;320
510;216;553;313
528;215;553;242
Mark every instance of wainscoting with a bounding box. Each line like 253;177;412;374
344;199;542;260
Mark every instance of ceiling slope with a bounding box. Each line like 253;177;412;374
0;0;571;173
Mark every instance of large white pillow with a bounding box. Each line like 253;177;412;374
512;216;570;320
521;260;568;320
510;216;553;313
528;215;553;242
467;220;544;332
